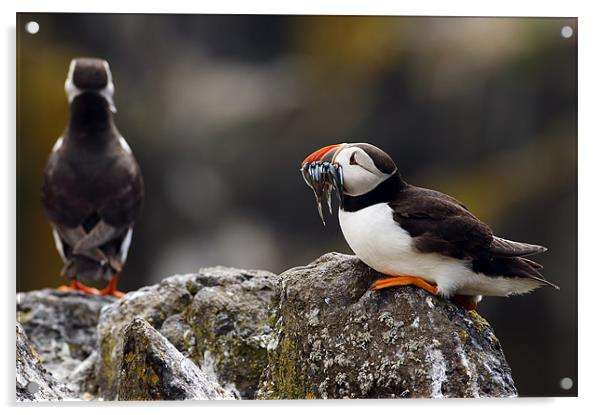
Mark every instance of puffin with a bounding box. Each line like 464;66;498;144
41;58;144;297
300;142;558;310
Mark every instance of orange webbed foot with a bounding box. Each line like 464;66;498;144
370;275;439;296
57;281;100;295
98;272;125;298
98;287;125;298
370;275;479;311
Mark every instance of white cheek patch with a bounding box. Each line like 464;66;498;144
341;165;383;196
335;147;393;197
354;150;382;176
64;59;80;104
100;80;116;113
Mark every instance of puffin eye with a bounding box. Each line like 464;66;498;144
349;152;358;165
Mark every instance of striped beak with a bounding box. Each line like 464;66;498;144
300;144;346;225
302;144;343;164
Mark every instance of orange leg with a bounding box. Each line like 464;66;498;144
452;295;478;311
57;280;100;295
370;275;439;296
99;272;125;298
370;276;478;310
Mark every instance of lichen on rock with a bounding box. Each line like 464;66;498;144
97;275;194;399
16;323;73;401
118;317;234;400
17;289;115;398
184;267;277;398
257;252;518;399
97;267;278;400
17;254;519;401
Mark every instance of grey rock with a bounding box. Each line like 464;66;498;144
118;317;234;400
97;267;277;400
16;323;73;401
257;252;518;399
185;267;277;398
97;275;193;398
17;289;115;398
160;313;196;358
17;255;518;401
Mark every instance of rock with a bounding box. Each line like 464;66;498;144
257;252;518;399
184;267;277;398
17;289;115;398
97;275;193;399
118;317;234;400
16;323;73;401
97;267;277;399
17;256;519;401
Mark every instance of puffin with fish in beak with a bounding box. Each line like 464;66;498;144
41;58;144;297
301;142;558;310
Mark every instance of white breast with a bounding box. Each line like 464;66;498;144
337;203;538;297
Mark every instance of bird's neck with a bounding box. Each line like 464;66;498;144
342;172;407;212
66;93;115;138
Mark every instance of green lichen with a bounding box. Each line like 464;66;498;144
120;337;166;400
467;311;499;345
180;329;195;354
267;311;279;328
16;309;33;323
226;339;268;393
185;292;271;398
124;351;134;363
467;310;489;332
99;333;118;395
259;333;309;399
149;368;160;387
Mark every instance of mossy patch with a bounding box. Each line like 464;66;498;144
259;333;308;399
467;311;499;346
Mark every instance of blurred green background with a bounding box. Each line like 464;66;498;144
16;14;576;397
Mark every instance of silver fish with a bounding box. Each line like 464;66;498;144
300;161;344;225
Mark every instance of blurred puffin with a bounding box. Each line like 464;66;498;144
41;58;144;297
301;142;558;309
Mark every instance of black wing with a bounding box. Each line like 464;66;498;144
390;186;495;261
41;138;144;229
391;186;548;260
390;185;555;286
41;137;143;280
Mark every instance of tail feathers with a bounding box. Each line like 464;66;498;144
490;236;547;258
55;222;129;285
472;256;559;290
61;255;115;284
521;257;544;270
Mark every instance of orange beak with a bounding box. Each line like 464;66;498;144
302;144;343;165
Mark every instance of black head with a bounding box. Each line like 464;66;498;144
71;58;109;90
65;57;116;112
350;143;397;175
